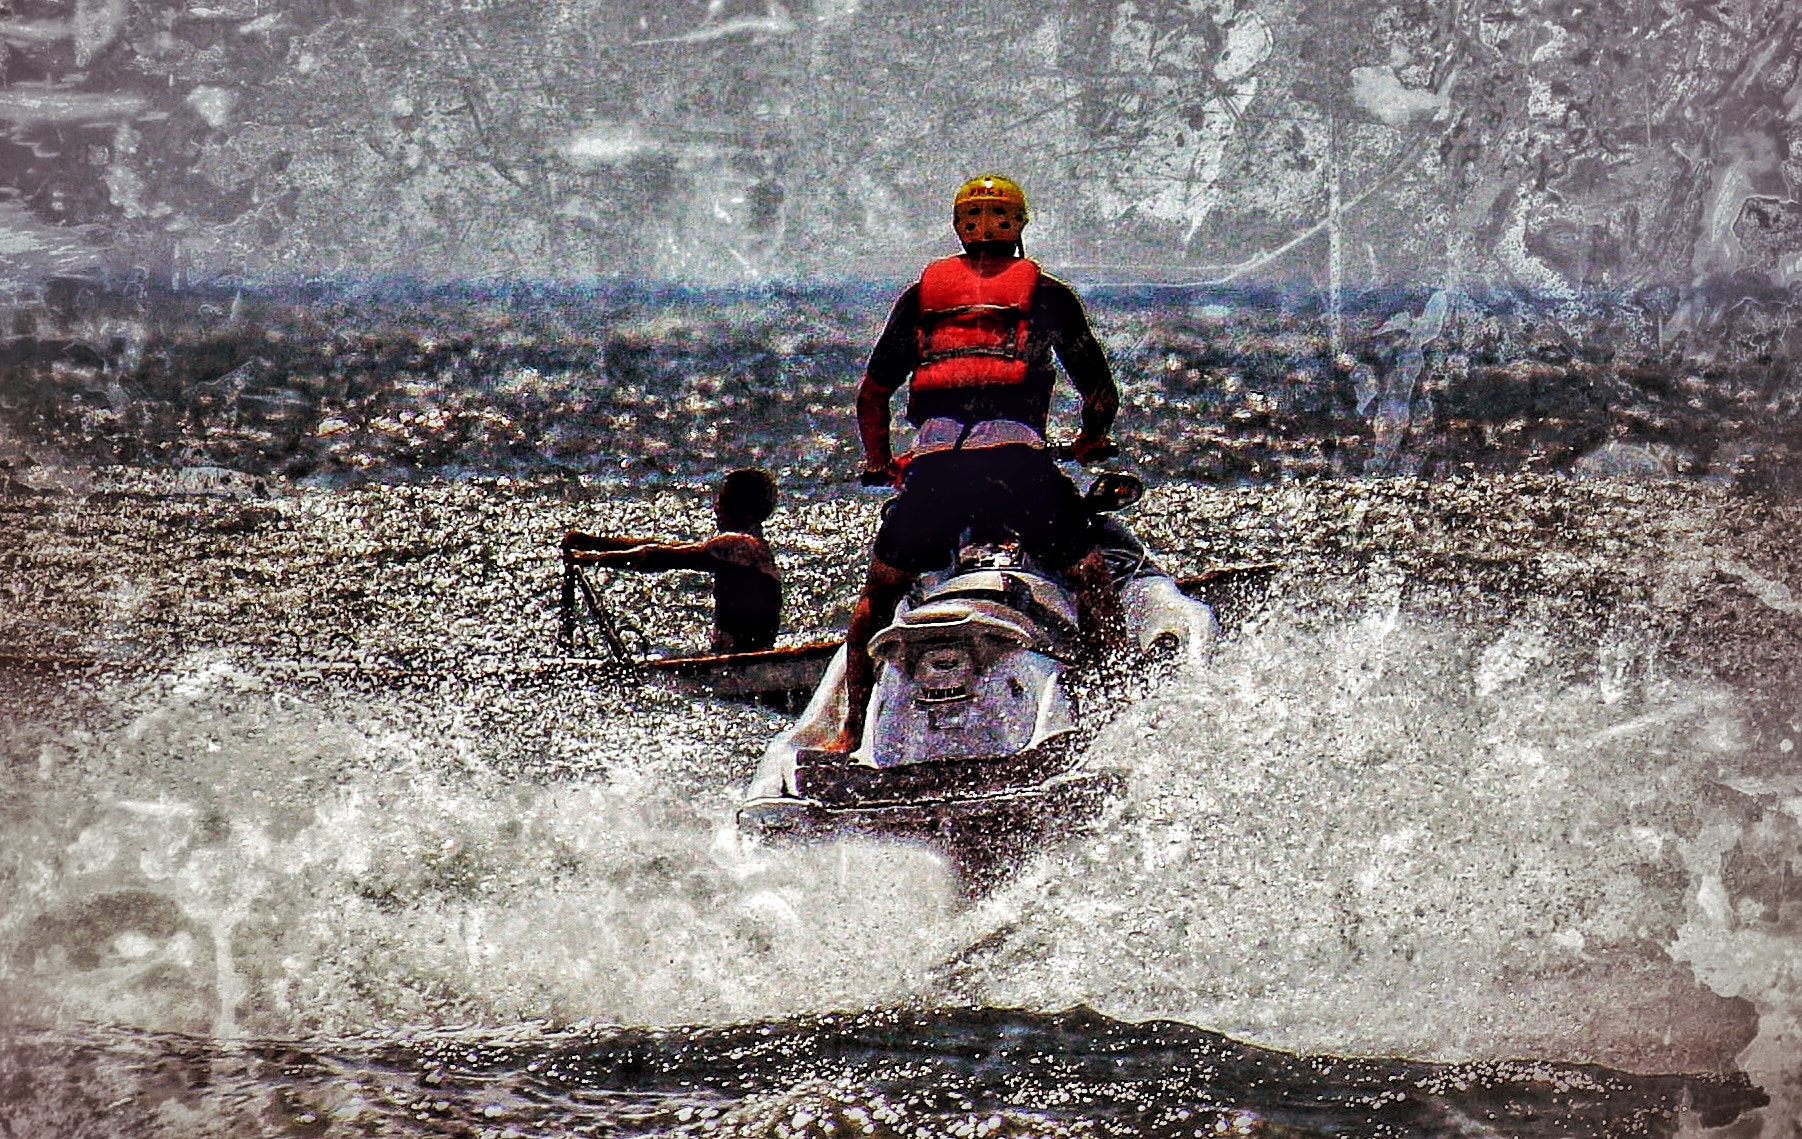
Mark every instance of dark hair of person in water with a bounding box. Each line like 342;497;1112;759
715;467;778;529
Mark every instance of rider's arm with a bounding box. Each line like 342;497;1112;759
1040;277;1120;450
857;283;922;477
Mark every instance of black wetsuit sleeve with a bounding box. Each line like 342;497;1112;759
1038;276;1119;439
863;283;921;393
857;283;921;464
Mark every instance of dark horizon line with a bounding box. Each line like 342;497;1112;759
8;269;1738;312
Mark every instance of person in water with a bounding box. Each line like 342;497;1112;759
826;173;1126;753
562;467;782;654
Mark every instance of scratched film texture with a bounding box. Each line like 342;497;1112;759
1;0;1795;291
3;3;1802;1138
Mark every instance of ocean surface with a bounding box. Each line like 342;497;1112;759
2;281;1799;1136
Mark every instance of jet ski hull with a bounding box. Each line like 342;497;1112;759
736;580;1213;844
739;743;1124;845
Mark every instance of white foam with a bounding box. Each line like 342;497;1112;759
0;581;1792;1097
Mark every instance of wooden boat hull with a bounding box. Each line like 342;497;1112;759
637;639;841;699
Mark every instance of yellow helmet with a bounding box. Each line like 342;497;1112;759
952;174;1029;244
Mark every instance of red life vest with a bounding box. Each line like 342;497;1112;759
912;254;1040;395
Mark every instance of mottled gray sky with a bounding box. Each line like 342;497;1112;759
2;0;1798;289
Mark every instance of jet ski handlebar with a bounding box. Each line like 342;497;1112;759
1048;439;1120;463
857;439;1122;486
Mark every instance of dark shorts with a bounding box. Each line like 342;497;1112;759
872;445;1094;574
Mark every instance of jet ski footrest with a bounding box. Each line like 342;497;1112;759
794;736;1079;808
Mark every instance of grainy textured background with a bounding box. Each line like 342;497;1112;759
4;3;1802;1133
3;0;1801;296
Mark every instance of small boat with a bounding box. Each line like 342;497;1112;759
635;638;842;702
557;555;844;705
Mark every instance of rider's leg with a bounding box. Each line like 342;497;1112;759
1002;452;1129;659
1062;546;1129;657
823;556;917;753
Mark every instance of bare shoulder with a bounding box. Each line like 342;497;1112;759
704;532;776;570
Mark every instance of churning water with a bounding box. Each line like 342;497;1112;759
2;510;1791;1135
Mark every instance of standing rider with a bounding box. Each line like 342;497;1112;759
826;173;1125;753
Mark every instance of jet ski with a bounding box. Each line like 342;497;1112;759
737;473;1217;863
